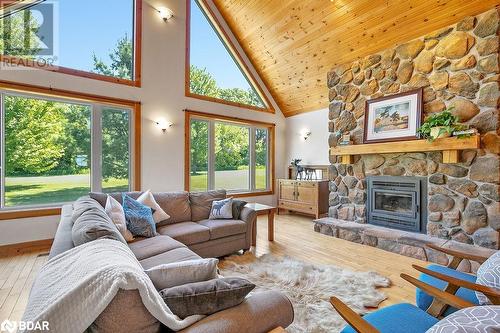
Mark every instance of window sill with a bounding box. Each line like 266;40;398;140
229;190;274;198
0;207;62;221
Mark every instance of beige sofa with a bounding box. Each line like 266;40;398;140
48;190;294;333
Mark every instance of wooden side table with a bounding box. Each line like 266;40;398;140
245;203;276;246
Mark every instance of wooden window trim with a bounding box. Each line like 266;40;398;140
185;0;275;114
0;0;142;87
184;109;275;197
0;80;141;221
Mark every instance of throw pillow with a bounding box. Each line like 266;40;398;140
476;251;500;305
122;194;157;238
105;195;134;242
160;277;255;319
72;197;126;246
144;258;219;290
137;190;170;224
426;306;500;333
209;198;233;220
232;199;247;220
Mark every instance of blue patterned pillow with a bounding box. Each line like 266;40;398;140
122;194;157;238
426;306;500;333
476;251;500;305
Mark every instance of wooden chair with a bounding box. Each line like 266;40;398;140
330;273;477;333
414;243;498;316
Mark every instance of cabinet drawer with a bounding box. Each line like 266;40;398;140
296;181;317;188
279;179;296;186
279;200;316;214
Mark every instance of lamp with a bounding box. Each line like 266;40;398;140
157;6;174;21
155;120;173;133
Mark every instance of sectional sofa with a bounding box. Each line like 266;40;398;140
47;190;294;333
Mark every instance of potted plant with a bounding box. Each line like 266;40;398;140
417;108;467;141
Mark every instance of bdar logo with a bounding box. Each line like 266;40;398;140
0;320;17;333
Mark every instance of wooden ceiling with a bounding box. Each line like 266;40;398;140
213;0;500;116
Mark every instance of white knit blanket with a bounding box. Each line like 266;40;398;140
21;239;204;333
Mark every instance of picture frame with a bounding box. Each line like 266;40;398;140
363;88;423;144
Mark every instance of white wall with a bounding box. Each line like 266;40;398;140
285;108;330;166
0;0;286;245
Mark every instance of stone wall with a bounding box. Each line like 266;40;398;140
325;9;500;249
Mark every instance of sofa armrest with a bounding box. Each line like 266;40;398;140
239;206;257;249
178;291;294;333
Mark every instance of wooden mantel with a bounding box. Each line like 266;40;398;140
330;135;481;165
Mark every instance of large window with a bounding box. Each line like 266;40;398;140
0;0;141;85
186;110;273;195
0;89;136;210
187;0;272;112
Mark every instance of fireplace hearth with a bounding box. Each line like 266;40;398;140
367;176;427;234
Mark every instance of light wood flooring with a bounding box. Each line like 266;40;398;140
0;214;428;323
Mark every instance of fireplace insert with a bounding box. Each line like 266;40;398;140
367;176;427;233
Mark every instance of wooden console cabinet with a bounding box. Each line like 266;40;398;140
277;179;329;219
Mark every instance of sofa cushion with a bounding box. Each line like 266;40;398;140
71;197;126;246
189;190;226;222
198;219;247;240
157;222;210;245
139;247;202;270
91;289;160;333
209;198;233;220
90;191;143;208
152;192;192;225
145;258;219;290
232;200;247;220
160;277;255;319
105;195;134;242
128;235;185;261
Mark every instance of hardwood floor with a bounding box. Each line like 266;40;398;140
0;214;428;323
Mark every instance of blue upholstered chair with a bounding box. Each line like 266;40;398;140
415;243;499;316
330;272;479;333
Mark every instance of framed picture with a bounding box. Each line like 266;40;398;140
363;88;423;144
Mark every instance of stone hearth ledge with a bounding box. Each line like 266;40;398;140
313;217;496;273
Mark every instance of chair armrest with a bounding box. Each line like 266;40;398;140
426;243;489;267
412;265;500;304
330;297;380;333
177;291;294;333
401;273;476;310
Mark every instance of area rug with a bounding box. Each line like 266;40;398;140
219;253;391;333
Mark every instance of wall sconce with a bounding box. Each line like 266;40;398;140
157;6;174;21
155;120;173;133
300;129;312;141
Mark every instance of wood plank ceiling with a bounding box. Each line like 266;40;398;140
213;0;500;117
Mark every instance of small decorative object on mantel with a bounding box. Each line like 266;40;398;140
338;133;352;146
363;88;423;144
417;108;473;142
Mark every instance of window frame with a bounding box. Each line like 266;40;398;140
184;109;275;197
0;80;141;220
0;0;142;87
185;0;274;113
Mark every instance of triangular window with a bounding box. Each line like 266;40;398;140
187;0;271;111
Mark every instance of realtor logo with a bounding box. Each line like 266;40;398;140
0;0;59;69
0;320;16;333
1;319;50;332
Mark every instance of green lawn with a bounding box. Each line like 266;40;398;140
5;175;128;207
190;168;267;192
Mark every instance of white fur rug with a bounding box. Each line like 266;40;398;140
219;253;391;333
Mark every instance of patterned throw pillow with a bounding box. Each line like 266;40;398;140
476;251;500;305
209;198;233;220
426;306;500;333
122;194;157;238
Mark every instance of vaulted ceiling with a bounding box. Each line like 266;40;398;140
213;0;500;116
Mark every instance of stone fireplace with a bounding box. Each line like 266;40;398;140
313;9;500;267
367;176;427;234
